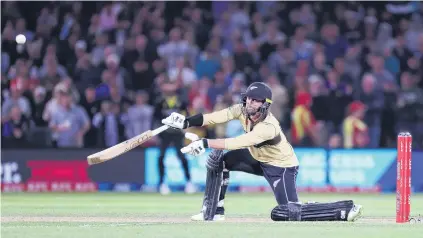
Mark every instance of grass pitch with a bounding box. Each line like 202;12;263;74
1;192;423;238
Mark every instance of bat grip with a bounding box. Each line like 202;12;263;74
152;125;170;136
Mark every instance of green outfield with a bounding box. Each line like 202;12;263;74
1;192;423;238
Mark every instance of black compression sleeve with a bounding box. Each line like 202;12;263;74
185;114;204;128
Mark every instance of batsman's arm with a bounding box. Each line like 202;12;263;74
185;104;242;128
205;123;277;150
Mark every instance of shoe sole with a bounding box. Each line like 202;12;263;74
191;215;225;221
351;206;363;222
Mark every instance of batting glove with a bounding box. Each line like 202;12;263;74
181;138;208;156
161;112;187;129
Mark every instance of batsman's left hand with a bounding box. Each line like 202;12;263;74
161;112;186;129
181;133;208;156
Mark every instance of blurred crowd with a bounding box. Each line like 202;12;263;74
1;1;423;149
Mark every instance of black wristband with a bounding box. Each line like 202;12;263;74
202;138;209;148
185;114;204;128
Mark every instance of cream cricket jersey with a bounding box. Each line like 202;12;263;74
203;104;299;168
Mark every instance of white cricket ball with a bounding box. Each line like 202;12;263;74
15;34;26;44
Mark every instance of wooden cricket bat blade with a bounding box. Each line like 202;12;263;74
87;125;169;165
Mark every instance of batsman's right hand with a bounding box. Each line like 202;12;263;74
162;112;187;129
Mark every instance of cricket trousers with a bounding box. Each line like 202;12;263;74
218;149;299;208
157;131;191;185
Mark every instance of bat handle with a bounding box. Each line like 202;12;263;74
152;125;170;136
185;132;200;141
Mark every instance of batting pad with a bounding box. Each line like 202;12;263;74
271;200;354;221
202;169;223;221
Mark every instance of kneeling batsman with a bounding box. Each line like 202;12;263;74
161;82;363;222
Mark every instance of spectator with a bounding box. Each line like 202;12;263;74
343;101;369;149
396;72;423;148
233;40;255;74
334;56;354;88
310;52;331;78
188;77;212;112
2;52;10;75
208;70;228;106
30;86;48;127
122;90;154;141
57;34;80;75
183;30;200;68
43;84;65;123
369;53;397;92
268;42;287;76
93;101;125;147
1;105;32;148
26;40;43;68
98;3;122;32
324;69;353;134
49;90;90;148
58;77;80;103
37;7;58;31
321;23;348;65
104;53;132;95
309;74;330;123
404;16;422;53
228;73;247;96
266;74;289;126
383;46;400;79
291;92;319;147
416;33;423;87
7;59;33;93
392;34;414;73
2;22;18;69
2;2;21;21
2;85;31;118
91;33;111;67
87;14;101;42
15;18;34;42
130;55;154;92
257;20;286;61
39;55;68;92
195;40;222;79
136;34;159;66
221;56;236;85
158;27;189;68
74;51;101;91
167;57;197;87
290;25;314;61
342;10;364;45
80;87;100;148
344;44;362;86
355;73;384;148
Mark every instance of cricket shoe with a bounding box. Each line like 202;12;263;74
184;182;197;194
347;204;363;222
190;213;225;221
191;207;225;221
159;184;171;195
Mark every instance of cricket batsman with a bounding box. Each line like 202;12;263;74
161;82;363;222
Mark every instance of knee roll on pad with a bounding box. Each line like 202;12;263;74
206;150;224;171
271;200;354;221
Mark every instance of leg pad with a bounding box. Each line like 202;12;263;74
271;200;354;221
202;167;223;220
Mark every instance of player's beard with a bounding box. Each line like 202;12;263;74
246;106;259;116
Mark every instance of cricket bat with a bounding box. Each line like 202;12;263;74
87;125;170;165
